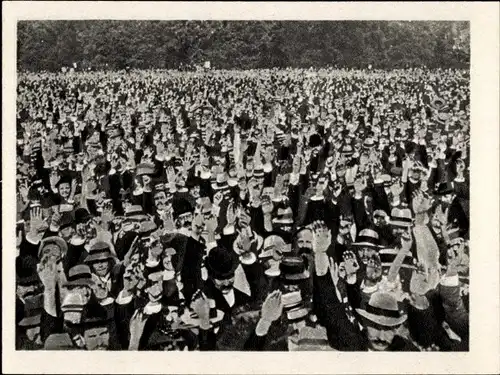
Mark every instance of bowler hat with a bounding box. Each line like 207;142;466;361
434;181;454;196
205;246;239;280
280;256;310;283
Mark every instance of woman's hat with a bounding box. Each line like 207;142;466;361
205;246;239;280
355;291;407;327
280;256;310;283
434;181;454;196
388;208;414;228
352;229;383;248
64;264;96;288
84;241;115;264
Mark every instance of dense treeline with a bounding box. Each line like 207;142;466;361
17;21;469;71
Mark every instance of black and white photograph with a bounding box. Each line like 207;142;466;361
3;2;499;374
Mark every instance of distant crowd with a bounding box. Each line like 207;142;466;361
16;67;469;351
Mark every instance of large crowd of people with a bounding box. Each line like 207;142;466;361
15;67;470;351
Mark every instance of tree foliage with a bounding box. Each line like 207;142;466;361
17;20;470;71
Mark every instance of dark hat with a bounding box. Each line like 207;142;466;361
18;294;44;328
355;291;407;327
55;174;73;188
74;208;92;224
81;300;112;329
205;246;239;280
16;256;41;286
64;264;95;288
84;242;115;264
172;197;194;218
434;181;454;196
308;133;322;148
280;256;310;283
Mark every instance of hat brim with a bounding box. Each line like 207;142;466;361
84;254;115;263
388;219;414;228
351;242;383;248
19;314;42;328
356;308;407;327
64;278;95;288
434;189;454;196
282;270;310;281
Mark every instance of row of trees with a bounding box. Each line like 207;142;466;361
17;21;470;71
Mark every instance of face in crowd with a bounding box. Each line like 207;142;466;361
83;326;110;351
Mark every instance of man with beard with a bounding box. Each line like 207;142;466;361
433;182;469;240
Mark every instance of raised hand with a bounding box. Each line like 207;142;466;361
29;206;46;234
390;180;404;199
342;250;360;281
312;221;332;254
273;174;285;200
237;226;255;253
260;290;283;323
410;261;431;296
213;190;224;207
37;259;58;290
129;309;149;349
191;294;211;329
412;190;431;215
205;214;218;234
261;195;274;216
226;201;237;227
50;210;62;229
49;171;60;190
353;176;367;197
